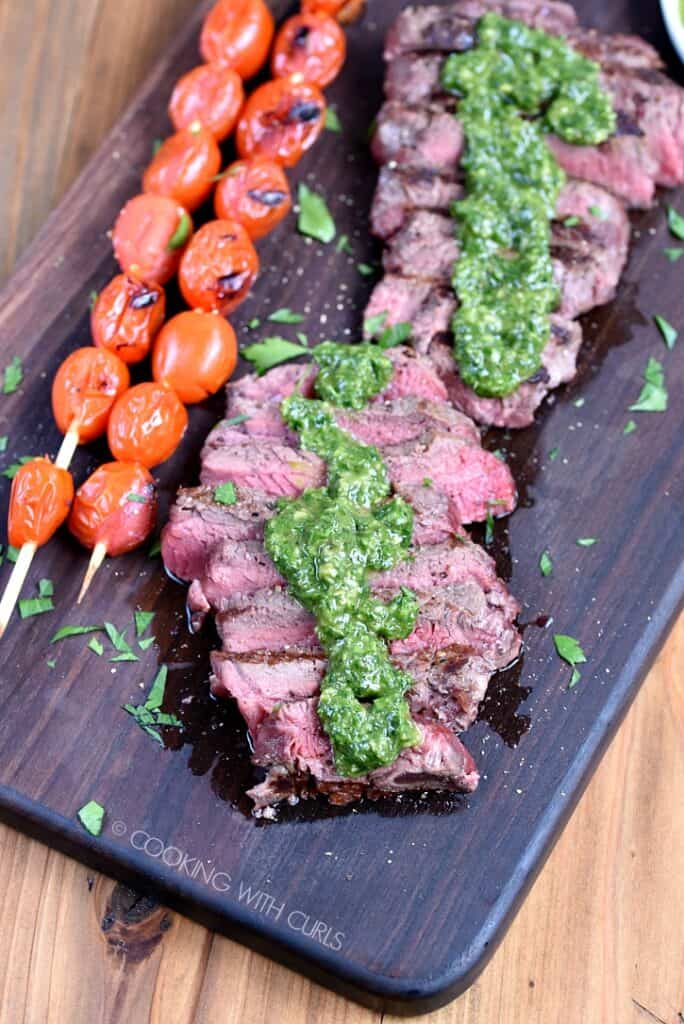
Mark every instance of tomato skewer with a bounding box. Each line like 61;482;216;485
69;462;157;603
0;458;74;637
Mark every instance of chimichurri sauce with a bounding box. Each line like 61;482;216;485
265;394;422;777
441;12;616;397
312;341;393;410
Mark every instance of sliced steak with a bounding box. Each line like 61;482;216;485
370;163;462;240
248;699;479;812
195;540;285;613
200;429;325;496
336;396;480;448
364;275;456;355
371;101;464;173
210;651;326;734
406;650;493;733
428;316;583;428
215;588;317;657
383;210;460;281
383;345;450;401
372;536;509;597
161;485;278;583
398;483;463;544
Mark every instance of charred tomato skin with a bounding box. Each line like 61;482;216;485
69;461;157;556
214;157;292;239
200;0;274;79
52;347;130;443
152;310;238;404
112;193;193;285
235;76;326;167
301;0;364;20
169;62;245;141
91;273;165;364
142;126;221;212
271;13;346;88
8;458;74;548
178;218;259;315
107;382;188;469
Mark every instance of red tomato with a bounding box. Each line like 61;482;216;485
107;382;188;468
91;273;165;364
200;0;274;79
178;219;259;315
142;126;221;212
112;193;193;284
52;348;130;443
235;76;326;167
301;0;365;22
214;157;292;240
8;458;74;548
69;462;157;556
152;311;238;404
169;62;245;141
272;13;346;88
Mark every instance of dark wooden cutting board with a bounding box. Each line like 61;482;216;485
0;0;682;1014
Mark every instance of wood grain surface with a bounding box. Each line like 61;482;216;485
0;1;682;1021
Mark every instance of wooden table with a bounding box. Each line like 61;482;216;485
0;2;682;1021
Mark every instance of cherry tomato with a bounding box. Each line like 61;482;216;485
301;0;365;22
112;194;193;284
152;311;238;404
235;76;326;167
8;458;74;548
272;13;346;88
91;274;165;365
169;62;245;141
178;219;259;315
200;0;274;79
52;348;130;443
69;462;157;556
214;157;292;240
142;125;221;212
107;382;188;468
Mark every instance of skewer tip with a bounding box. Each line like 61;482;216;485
0;542;38;638
76;542;108;605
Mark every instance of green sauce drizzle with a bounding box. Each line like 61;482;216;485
313;341;393;410
441;13;616;397
265;391;421;777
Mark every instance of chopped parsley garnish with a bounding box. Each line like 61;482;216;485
422;478;432;488
623;419;637;436
576;537;597;547
2;456;35;480
123;665;181;745
152;138;163;156
148;539;162;558
376;322;412;349
297;184;336;244
573;397;585;408
51;624;101;643
325;106;342;132
138;636;155;651
46;658;56;669
167;212;192;250
268;308;305;324
89;290;99;310
77;800;105;837
242;336;309;374
654;314;678;350
588;205;606;219
214;481;237;506
336;234;353;255
357;263;375;277
3;356;23;395
39;578;53;597
629;356;668;413
539;550;553;577
363;311;387;337
562;215;580;227
553;633;586;688
88;638;104;656
18;597;54;619
485;511;495;545
296;332;308;345
126;492;149;503
7;546;19;563
247;317;261;329
548;446;560;462
223;413;251;427
0;437;7;453
664;247;684;262
104;622;137;661
667;205;684;240
135;610;155;637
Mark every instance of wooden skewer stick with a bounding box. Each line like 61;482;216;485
76;541;107;605
0;543;37;639
55;422;80;471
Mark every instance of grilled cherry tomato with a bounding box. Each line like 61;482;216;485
214;157;291;239
8;458;74;548
112;194;192;284
235;76;326;167
107;382;188;468
301;0;365;22
69;462;157;556
142;125;221;212
152;311;238;404
178;219;259;315
169;62;245;141
272;13;346;88
52;348;130;443
200;0;274;79
91;274;165;364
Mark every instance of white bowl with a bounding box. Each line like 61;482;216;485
660;0;684;64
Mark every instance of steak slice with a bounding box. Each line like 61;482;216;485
371;163;463;239
161;485;278;583
428;316;583;428
247;699;479;813
364;275;456;355
337;396;480;448
383;210;460;282
371;101;464;173
200;429;325;496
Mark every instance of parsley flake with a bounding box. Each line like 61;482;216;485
484;512;495;545
336;234;353;255
0;437;7;453
148;539;162;558
623;419;637;436
123;665;181;744
667;205;684;240
629;357;668;413
224;413;251;427
268;308;305;324
51;624;101;643
654;314;678;350
135;610;155;637
539;550;553;577
377;322;412;349
3;356;23;394
297;184;336;244
88;638;104;656
126;492;149;504
664;247;684;262
357;263;375;277
214;481;237;505
576;537;598;547
548;447;560;462
588;205;606;219
242;336;309;375
563;215;580;227
18;597;53;618
247;317;261;330
325;106;342;132
167;212;192;251
363;311;387;337
77;800;105;837
553;634;586;688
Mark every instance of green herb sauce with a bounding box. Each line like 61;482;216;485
441;13;616;397
312;341;393;410
265;392;422;777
